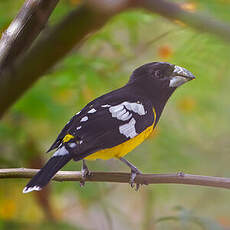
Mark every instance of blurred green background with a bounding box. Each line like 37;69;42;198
1;0;230;229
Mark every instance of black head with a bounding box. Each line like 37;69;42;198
128;62;196;119
129;62;195;88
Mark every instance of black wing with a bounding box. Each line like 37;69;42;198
48;87;155;159
47;114;77;152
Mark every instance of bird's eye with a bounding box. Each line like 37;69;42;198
155;70;163;79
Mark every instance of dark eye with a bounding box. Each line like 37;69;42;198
155;70;163;79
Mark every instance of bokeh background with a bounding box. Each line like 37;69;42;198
1;0;230;229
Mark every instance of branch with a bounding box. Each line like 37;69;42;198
0;0;59;70
137;0;230;42
1;0;230;117
0;3;111;118
1;168;230;190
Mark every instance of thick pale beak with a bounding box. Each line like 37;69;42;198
169;65;196;87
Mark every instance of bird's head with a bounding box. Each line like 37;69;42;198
128;62;196;117
129;62;195;89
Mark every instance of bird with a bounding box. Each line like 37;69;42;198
23;62;195;193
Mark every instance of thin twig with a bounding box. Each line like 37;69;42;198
1;168;230;190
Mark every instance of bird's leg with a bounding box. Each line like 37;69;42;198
119;157;141;191
80;159;91;187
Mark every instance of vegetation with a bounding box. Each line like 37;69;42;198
0;0;230;229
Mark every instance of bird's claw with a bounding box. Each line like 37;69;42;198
80;161;91;187
80;168;91;187
129;169;141;191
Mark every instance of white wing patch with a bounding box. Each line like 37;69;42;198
80;116;88;122
119;118;137;138
88;108;96;113
101;104;111;108
109;101;146;121
53;146;69;157
123;102;145;115
69;143;77;148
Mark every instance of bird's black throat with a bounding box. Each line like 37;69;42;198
128;79;176;123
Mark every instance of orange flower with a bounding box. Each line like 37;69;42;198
158;45;173;60
180;2;197;12
218;216;230;227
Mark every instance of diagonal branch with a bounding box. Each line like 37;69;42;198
1;0;230;117
137;0;230;41
1;168;230;190
0;0;59;71
0;4;111;118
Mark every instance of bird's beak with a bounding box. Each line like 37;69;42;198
169;65;196;87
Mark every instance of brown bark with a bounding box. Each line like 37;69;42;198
0;0;59;70
1;168;230;190
1;0;230;117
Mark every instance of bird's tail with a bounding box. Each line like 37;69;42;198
23;154;72;193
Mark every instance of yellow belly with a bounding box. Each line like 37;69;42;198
85;124;154;160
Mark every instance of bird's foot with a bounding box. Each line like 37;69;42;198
80;160;91;187
130;168;141;191
118;157;142;191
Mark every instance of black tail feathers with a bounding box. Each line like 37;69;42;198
23;154;72;193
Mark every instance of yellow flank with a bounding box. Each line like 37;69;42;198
63;134;74;143
85;125;154;160
85;107;157;160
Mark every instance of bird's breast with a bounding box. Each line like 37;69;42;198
84;124;154;160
